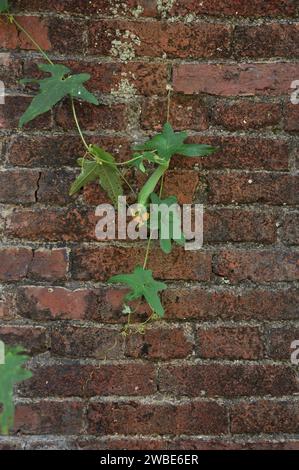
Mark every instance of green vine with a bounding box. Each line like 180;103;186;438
0;0;218;432
0;0;218;326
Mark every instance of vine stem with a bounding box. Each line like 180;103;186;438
71;98;90;152
8;15;54;66
166;87;172;123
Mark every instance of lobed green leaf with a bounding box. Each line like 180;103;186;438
109;266;167;317
19;63;99;127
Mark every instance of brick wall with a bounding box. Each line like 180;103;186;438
0;0;299;450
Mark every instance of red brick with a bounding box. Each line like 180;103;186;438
231;401;299;434
214;249;299;283
0;290;15;320
267;326;299;359
206;173;299;205
7;135;131;167
159;364;298;398
204;209;277;244
281;213;299;245
0;326;47;355
14;0;158;17
88;401;228;435
197;326;264;360
55;100;127;131
162;170;199;204
234;24;299;59
170;0;298;17
0;247;32;281
211;100;281;131
36;170;75;205
19;363;156;397
171;136;289;171
173;63;299;97
88;20;232;59
6;207;96;242
16;286;97;321
29;248;68;281
0;170;39;204
284;103;299;132
0;96;51;129
125;326;193;360
163;287;299;321
0;16;51;51
51;325;123;359
141;94;208;131
13;401;83;435
0;55;23;89
71;246;212;282
47;18;85;54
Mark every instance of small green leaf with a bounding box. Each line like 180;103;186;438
109;266;167;317
19;63;99;127
0;347;32;435
0;0;9;12
69;160;102;196
134;122;217;161
90;145;123;207
150;193;185;254
131;152;166;173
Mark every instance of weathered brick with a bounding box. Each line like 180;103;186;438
206;173;299;205
211;100;281;131
0;16;51;51
197;326;264;360
170;0;298;18
281;213;299;245
284;103;299;132
51;325;123;359
159;364;299;397
214;249;299;283
36;170;75;206
88;401;228;435
55;100;127;131
13;402;84;435
88;20;232;59
19;363;156;397
204;209;277;244
141;94;208;131
164;287;299;321
71;246;212;282
14;0;158;17
173;63;299;96
16;286;98;321
0;247;32;281
6;207;96;241
0;326;47;354
162;169;199;204
125;326;193;360
0;170;39;204
234;24;299;59
171;136;289;171
29;249;67;281
231;401;299;434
